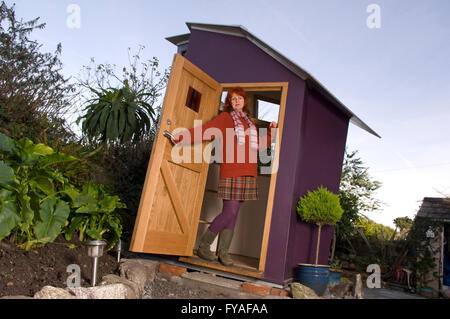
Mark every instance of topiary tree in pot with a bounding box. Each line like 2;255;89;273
296;186;344;295
297;186;344;266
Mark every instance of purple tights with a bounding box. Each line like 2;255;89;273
209;200;244;234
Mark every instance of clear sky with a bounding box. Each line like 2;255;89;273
5;0;450;227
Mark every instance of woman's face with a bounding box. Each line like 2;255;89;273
230;93;245;112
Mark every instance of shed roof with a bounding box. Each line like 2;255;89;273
166;22;380;138
416;197;450;222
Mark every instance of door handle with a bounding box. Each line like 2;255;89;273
163;130;176;145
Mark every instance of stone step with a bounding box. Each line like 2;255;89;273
181;272;243;291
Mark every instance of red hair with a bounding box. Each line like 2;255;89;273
223;87;250;114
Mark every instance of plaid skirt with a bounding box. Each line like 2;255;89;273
217;176;259;201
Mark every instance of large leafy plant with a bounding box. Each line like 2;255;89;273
0;133;78;249
297;186;344;265
0;133;125;250
65;181;125;250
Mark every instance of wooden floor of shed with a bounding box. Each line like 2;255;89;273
179;252;263;278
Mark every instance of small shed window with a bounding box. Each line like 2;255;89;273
186;87;202;112
256;97;279;123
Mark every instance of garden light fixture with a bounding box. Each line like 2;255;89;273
115;240;122;263
85;240;107;287
402;268;413;291
426;226;435;238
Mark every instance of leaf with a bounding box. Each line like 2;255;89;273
64;215;86;241
15;137;35;153
87;109;103;132
0;161;16;187
122;124;134;143
99;107;110;132
106;113;115;139
32;144;54;156
17;192;34;232
127;109;136;129
0;133;17;155
33;176;54;195
111;109;119;139
0;189;14;201
111;100;121;112
0;200;20;241
38;153;78;168
118;109;126;136
34;197;70;243
43;169;66;185
73;192;98;214
61;184;79;202
98;196;119;213
86;228;102;240
111;89;121;103
15;138;38;164
107;214;122;238
88;87;102;97
75;203;98;214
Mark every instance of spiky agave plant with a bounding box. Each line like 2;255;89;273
78;80;156;145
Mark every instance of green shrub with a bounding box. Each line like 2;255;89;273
0;133;124;250
0;133;78;249
64;181;125;251
297;186;343;226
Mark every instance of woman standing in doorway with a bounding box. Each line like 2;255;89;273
172;87;277;266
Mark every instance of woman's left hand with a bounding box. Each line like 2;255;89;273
269;121;278;129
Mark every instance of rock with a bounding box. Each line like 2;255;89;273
330;283;353;298
169;275;184;286
68;283;135;299
34;286;76;299
353;274;364;299
119;259;158;294
290;283;319;299
340;277;353;285
100;274;141;298
1;295;34;299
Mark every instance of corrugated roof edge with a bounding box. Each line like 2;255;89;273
166;22;380;138
416;197;450;221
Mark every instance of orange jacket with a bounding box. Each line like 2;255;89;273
176;112;274;179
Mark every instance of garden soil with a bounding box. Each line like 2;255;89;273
0;235;118;297
0;236;232;299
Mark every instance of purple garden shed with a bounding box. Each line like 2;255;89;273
130;23;379;286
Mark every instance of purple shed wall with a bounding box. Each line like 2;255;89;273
183;29;349;284
286;89;349;281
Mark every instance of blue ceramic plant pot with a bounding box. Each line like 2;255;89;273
328;269;342;287
297;264;330;296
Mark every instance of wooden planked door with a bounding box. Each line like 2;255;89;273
129;54;222;256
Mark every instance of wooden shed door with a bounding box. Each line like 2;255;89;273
129;54;222;256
